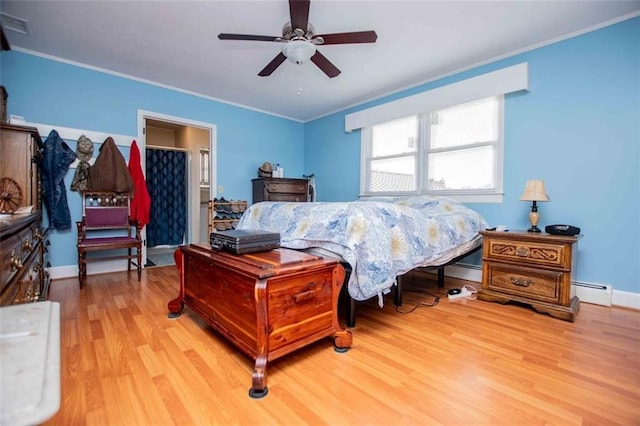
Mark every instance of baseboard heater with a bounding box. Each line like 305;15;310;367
573;281;612;306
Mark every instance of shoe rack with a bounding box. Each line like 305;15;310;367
208;198;248;234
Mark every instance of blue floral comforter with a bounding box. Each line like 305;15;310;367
236;195;488;302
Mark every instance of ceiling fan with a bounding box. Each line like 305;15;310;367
218;0;377;78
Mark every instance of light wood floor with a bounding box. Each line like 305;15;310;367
43;266;640;425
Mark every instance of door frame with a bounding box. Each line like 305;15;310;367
137;110;217;265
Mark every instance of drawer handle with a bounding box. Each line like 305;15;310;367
23;239;33;251
516;246;530;257
10;251;23;271
510;276;534;287
293;289;316;303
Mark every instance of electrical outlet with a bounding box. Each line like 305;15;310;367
218;185;224;193
447;288;471;301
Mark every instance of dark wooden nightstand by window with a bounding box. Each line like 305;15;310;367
478;230;580;321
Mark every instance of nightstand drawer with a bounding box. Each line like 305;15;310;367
485;262;562;303
485;238;567;268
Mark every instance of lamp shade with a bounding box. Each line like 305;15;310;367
282;40;316;64
519;180;550;202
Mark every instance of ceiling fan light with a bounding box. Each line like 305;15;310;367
282;40;316;64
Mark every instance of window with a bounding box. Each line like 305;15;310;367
362;96;503;202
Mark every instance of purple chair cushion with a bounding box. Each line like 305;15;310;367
85;207;129;228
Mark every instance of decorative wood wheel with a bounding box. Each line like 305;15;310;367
0;177;23;214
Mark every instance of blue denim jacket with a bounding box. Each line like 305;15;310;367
41;130;77;230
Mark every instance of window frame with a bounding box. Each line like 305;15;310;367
360;95;504;203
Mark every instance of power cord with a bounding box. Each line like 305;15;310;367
394;288;440;314
394;284;479;314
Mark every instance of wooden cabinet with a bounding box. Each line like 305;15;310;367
0;123;42;210
168;244;352;398
252;177;310;203
478;230;580;321
0;213;50;304
0;124;49;306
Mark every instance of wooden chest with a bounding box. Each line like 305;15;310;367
478;230;580;321
168;244;352;398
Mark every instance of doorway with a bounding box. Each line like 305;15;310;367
137;111;217;267
145;145;188;266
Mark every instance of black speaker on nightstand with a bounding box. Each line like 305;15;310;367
545;224;580;236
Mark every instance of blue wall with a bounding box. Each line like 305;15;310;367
305;18;639;294
1;51;304;268
1;18;638;295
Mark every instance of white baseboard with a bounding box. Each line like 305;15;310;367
446;263;482;282
49;259;639;311
49;265;77;280
423;263;638;311
612;290;640;310
49;260;138;281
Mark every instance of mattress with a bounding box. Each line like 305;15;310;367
237;195;488;301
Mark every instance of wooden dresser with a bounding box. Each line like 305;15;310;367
252;177;310;203
478;230;580;321
0;123;50;305
168;244;352;398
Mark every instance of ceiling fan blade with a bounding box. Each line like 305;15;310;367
310;51;341;78
313;31;378;45
258;52;287;77
289;0;310;32
218;33;280;42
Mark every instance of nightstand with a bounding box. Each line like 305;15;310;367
478;230;580;321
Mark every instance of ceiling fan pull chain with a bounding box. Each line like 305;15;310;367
297;66;303;96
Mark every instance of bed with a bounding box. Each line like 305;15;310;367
236;195;488;324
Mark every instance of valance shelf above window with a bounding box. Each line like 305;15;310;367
345;62;529;132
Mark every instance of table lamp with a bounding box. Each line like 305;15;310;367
519;180;549;232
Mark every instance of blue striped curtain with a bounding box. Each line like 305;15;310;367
145;149;187;247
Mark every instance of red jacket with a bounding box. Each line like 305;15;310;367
128;141;151;227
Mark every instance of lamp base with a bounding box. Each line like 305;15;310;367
528;210;541;233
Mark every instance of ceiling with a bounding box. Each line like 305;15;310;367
1;1;639;122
